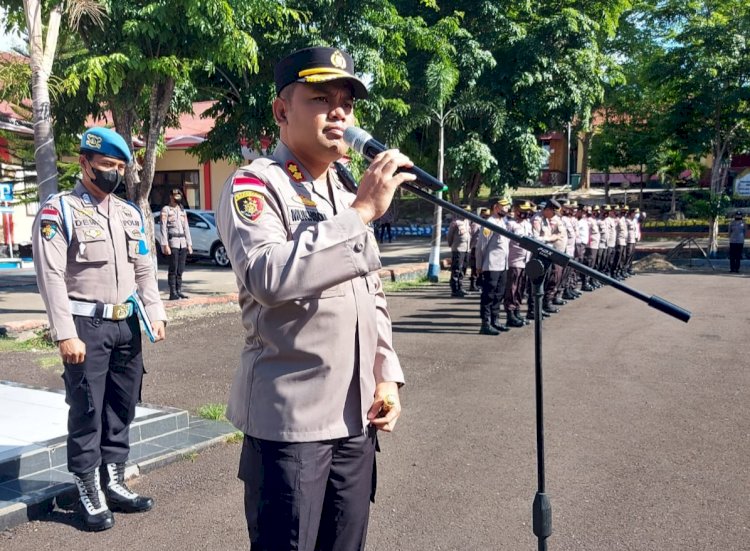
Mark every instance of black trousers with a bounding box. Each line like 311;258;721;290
167;246;188;288
624;243;636;272
504;267;525;311
63;313;144;474
544;264;562;302
450;250;469;293
240;429;377;551
480;270;507;323
378;223;392;243
729;243;744;272
468;248;478;288
583;247;597;286
596;248;608;271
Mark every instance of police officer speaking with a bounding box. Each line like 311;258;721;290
216;47;409;550
32;127;167;532
160;188;193;300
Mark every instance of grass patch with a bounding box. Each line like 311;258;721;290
197;403;227;421
181;451;199;462
0;332;56;353
37;355;63;372
383;275;435;293
225;431;244;444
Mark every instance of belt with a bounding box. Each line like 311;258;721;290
168;233;186;238
70;300;134;320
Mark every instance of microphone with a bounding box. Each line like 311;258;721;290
343;127;448;193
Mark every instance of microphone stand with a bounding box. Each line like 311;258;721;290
400;182;691;550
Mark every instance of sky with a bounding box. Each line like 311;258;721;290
0;8;24;53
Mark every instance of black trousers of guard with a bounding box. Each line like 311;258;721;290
63;312;143;474
544;264;562;302
596;248;607;271
504;267;525;311
583;247;597;286
467;248;478;289
450;251;469;293
624;243;636;272
480;270;507;323
240;429;377;551
167;246;188;289
729;243;744;272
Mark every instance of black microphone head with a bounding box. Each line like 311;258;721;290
343;127;373;155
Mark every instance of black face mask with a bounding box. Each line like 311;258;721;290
86;162;123;194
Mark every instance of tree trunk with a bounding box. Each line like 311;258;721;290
580;130;593;190
707;140;728;256
638;164;644;211
670;182;676;215
24;0;62;201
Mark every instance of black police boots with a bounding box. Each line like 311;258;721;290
168;275;179;300
176;278;189;299
542;301;559;314
101;463;154;513
506;310;524;328
73;470;114;532
491;316;510;332
479;322;500;335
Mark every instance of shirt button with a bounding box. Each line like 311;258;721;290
354;242;364;253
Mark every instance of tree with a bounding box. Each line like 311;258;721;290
0;0;106;200
649;0;750;254
654;144;701;216
53;0;292;245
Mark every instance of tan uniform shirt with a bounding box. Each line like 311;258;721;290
605;216;617;247
475;215;510;271
531;213;565;251
588;217;601;249
32;181;166;342
215;142;404;442
446;218;471;253
626;217;637;244
597;218;608;249
160;205;192;249
616;216;628;246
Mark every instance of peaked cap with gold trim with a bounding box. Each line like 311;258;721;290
274;47;369;99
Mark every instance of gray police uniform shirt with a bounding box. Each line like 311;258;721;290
506;217;530;268
605;217;617;247
588;217;601;249
616;216;628;246
597;218;608;249
729;219;746;244
475;215;510;271
215;142;404;442
160;205;193;249
32;181;166;342
446;218;471;253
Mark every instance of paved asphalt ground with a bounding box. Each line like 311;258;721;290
1;268;748;550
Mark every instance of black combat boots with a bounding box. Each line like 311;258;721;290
506;310;525;328
491;316;510;332
101;463;154;513
73;469;114;532
176;276;189;299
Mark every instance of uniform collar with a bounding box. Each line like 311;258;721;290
73;180;110;210
272;141;321;185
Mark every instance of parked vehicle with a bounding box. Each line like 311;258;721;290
153;209;230;267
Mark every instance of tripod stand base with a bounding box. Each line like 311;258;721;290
533;491;552;547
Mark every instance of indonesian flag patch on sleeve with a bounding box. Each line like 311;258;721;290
234;190;265;223
232;172;267;194
40;206;59;221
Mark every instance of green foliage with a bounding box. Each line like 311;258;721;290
0;331;56;352
196;403;227;421
683;191;732;219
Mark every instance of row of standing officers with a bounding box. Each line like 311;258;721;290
446;198;644;335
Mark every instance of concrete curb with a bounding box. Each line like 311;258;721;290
0;263;429;338
0;432;236;532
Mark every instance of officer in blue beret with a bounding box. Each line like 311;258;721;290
32;126;167;531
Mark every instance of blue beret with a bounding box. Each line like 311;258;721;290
80;127;132;163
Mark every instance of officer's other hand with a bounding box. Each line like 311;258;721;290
368;381;401;433
59;338;86;364
162;245;171;256
187;246;193;255
152;320;166;342
352;149;416;224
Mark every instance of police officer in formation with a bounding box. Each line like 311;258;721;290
215;46;406;551
727;210;746;273
160;188;193;300
446;205;472;297
467;207;490;292
33;127;166;531
468;198;643;334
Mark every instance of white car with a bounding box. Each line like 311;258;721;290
153;209;230;267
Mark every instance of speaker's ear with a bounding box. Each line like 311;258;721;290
272;97;287;124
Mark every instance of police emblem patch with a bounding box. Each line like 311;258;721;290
483;228;491;238
84;134;103;150
84;228;103;240
331;50;347;69
41;221;58;241
234;190;264;223
286;161;305;183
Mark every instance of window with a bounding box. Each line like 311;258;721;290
152;170;200;210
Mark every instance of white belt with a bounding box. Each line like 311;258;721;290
70;300;134;321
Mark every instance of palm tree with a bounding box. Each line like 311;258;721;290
21;0;106;200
